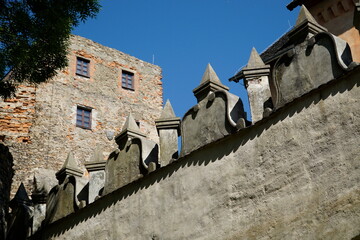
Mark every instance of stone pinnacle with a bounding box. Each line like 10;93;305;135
245;47;265;69
160;100;176;119
61;152;80;171
200;63;223;85
296;5;319;26
13;182;30;204
122;113;141;132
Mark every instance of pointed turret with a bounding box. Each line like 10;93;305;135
56;152;83;182
122;113;141;134
239;47;270;84
160;100;177;119
289;5;326;42
193;63;229;102
239;48;271;123
296;5;319;26
155;99;181;166
115;113;146;147
200;63;222;85
244;48;266;69
10;183;31;207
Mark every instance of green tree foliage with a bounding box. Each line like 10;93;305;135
0;0;100;98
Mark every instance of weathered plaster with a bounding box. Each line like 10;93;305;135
36;67;360;240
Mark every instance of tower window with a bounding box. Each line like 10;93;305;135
76;106;92;129
121;70;134;90
76;57;90;77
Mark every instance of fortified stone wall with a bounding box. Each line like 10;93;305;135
0;35;163;195
36;67;360;240
30;11;360;238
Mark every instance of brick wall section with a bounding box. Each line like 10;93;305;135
0;85;36;143
0;85;36;197
0;35;163;196
0;143;14;239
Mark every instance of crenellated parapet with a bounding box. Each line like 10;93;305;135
181;64;247;156
18;7;360;237
103;113;158;195
9;3;360;240
272;31;355;108
231;5;358;119
29;113;160;228
44;152;85;224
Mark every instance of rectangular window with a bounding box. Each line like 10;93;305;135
121;70;134;90
76;106;92;129
76;57;90;77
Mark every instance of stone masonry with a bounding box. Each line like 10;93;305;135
0;35;163;196
28;6;360;239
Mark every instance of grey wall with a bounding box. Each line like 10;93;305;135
37;68;360;240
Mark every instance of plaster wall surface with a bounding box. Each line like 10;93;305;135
0;35;163;195
40;68;360;239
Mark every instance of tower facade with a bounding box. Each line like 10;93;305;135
0;35;163;195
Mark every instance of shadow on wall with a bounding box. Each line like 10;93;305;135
0;143;14;240
35;67;360;239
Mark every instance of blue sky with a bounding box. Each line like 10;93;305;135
73;0;299;119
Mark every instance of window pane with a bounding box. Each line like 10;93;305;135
121;71;134;89
76;106;91;129
76;58;90;77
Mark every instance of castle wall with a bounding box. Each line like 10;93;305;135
38;68;360;239
0;35;163;195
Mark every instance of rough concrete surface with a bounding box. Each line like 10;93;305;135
37;67;360;240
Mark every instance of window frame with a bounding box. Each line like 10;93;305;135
121;70;135;90
76;106;92;130
76;57;90;78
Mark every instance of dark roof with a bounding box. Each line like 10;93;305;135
260;32;290;64
287;0;321;11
